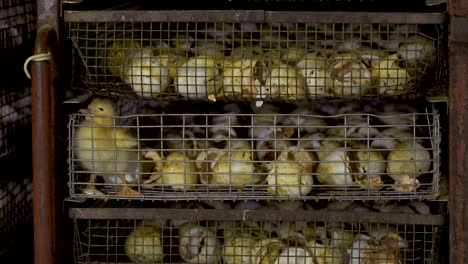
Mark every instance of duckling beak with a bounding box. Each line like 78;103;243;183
79;108;91;114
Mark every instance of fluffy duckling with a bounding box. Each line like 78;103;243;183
74;97;141;196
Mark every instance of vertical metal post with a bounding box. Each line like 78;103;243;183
32;25;55;264
32;0;66;263
37;0;61;39
447;0;468;261
449;0;468;17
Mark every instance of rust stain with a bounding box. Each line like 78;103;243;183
449;0;468;17
448;37;468;264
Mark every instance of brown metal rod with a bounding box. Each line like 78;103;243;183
37;0;61;39
32;25;56;264
448;16;468;264
264;11;445;24
63;10;445;24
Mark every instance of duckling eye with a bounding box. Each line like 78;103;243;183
98;107;104;111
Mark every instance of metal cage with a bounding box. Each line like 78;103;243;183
0;177;32;235
67;99;441;201
65;11;446;102
70;207;443;264
0;0;35;162
0;0;35;57
0;87;32;161
0;0;35;260
0;177;33;260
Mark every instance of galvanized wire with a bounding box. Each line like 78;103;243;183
66;20;444;101
67;100;440;201
70;207;443;264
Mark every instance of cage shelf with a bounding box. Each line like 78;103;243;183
70;207;444;264
65;11;446;102
67;99;441;201
61;0;447;12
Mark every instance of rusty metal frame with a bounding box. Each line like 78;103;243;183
69;208;445;225
32;24;56;264
32;0;67;263
449;0;468;16
64;10;445;23
37;0;61;36
447;0;468;262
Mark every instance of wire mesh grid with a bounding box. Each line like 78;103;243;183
67;98;440;201
0;0;35;162
0;0;36;82
0;87;32;160
66;17;444;101
0;0;36;57
0;177;33;235
70;207;443;264
0;177;33;260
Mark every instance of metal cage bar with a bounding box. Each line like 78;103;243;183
447;6;468;263
61;0;447;12
63;11;445;24
32;23;69;264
